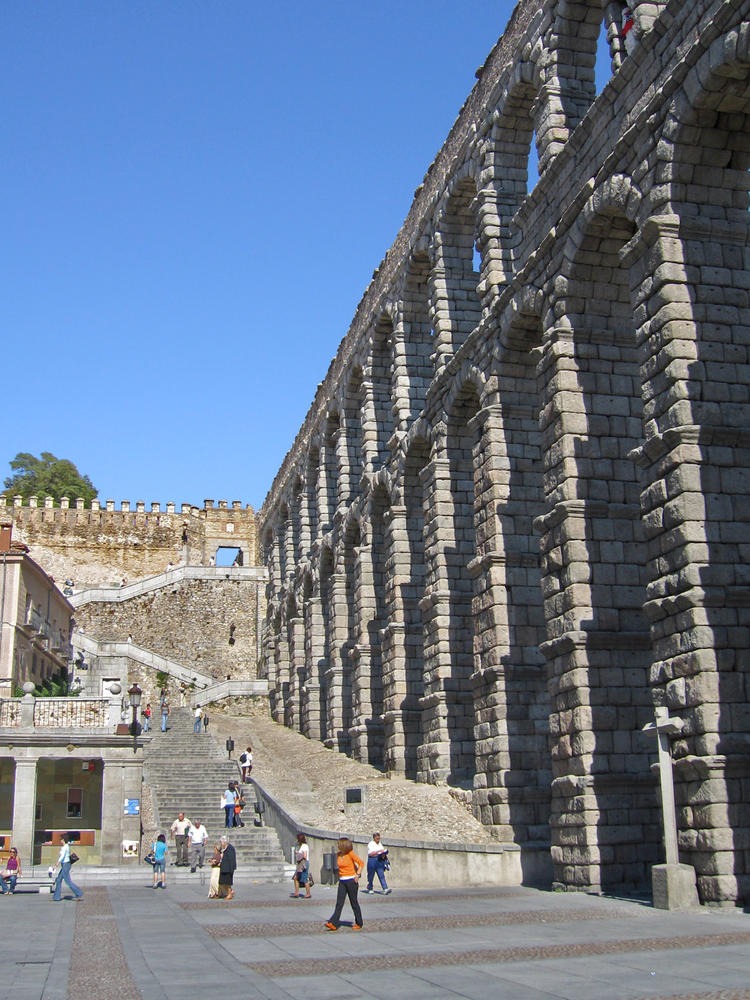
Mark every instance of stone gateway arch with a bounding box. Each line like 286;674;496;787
258;0;750;906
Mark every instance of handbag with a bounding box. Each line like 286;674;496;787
69;852;80;864
1;869;10;879
144;851;156;866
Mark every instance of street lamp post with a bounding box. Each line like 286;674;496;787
128;682;142;751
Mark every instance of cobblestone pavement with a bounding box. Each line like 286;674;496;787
4;876;748;1000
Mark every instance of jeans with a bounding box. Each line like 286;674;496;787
0;874;17;894
143;716;150;732
53;862;82;900
224;804;235;828
329;878;362;928
366;856;388;891
161;713;168;732
193;717;202;733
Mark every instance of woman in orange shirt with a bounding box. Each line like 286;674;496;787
325;837;364;931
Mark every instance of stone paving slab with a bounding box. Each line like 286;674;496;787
1;879;750;999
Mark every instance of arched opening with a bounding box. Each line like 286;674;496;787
434;178;482;363
552;203;656;892
443;381;481;786
402;437;429;780
475;310;550;841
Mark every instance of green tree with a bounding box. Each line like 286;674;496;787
3;452;98;504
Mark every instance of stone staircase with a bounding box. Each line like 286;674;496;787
143;707;287;882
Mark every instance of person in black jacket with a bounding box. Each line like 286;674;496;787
218;836;237;900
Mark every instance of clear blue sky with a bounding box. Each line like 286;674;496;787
5;2;600;511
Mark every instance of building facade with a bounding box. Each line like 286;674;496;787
258;0;750;905
0;524;74;698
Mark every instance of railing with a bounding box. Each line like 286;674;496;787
0;697;111;729
0;701;20;727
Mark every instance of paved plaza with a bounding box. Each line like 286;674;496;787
2;875;750;1000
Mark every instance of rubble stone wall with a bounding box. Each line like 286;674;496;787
1;497;258;590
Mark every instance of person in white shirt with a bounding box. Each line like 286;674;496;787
291;832;312;899
170;812;192;866
365;832;391;894
239;746;253;782
188;819;209;872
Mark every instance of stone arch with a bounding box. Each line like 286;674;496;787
546;1;608;141
424;377;483;786
543;178;659;893
432;168;483;368
488;67;539;284
469;295;551;842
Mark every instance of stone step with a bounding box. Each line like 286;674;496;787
143;708;285;877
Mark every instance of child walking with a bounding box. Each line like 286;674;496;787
325;837;364;931
152;833;168;889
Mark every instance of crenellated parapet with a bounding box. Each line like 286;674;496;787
0;494;252;515
1;494;260;590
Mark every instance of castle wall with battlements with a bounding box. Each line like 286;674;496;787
0;495;258;591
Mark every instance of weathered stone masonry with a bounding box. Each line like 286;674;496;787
1;496;257;590
259;0;750;904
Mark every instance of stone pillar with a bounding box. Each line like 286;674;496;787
324;570;350;753
283;515;294;587
101;755;143;865
428;258;452;374
389;315;411;434
349;527;384;765
11;758;37;868
287;615;305;732
418;453;456;783
302;589;325;741
380;506;411;775
627;213;750;904
359;376;378;472
297;480;311;559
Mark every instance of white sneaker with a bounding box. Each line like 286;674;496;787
365;889;374;894
384;888;392;894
